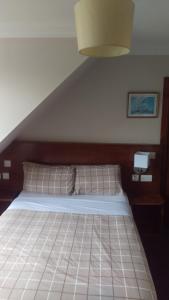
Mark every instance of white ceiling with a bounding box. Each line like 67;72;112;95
0;0;169;54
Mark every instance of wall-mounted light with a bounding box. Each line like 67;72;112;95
134;152;150;175
74;0;135;58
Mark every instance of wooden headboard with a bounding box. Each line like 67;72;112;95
0;141;161;197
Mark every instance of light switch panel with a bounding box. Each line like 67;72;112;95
149;152;156;159
132;174;139;182
2;172;10;180
4;160;11;168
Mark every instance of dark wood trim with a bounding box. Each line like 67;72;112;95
160;77;169;226
0;140;161;198
160;77;169;196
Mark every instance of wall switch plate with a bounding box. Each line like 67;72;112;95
4;160;11;168
2;172;10;180
132;174;139;182
140;175;152;182
149;152;156;159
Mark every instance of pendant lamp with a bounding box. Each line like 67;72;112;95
74;0;135;58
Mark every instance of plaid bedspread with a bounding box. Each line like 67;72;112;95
0;209;157;300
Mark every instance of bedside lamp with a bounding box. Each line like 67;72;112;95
134;152;150;174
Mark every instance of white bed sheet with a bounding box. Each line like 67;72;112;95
9;191;132;216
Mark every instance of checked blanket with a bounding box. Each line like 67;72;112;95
0;209;157;300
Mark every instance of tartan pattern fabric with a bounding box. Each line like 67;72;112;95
74;165;122;195
23;162;75;195
0;210;157;300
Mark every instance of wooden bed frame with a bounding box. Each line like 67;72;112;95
0;141;161;198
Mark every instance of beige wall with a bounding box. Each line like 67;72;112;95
19;56;169;144
0;38;85;142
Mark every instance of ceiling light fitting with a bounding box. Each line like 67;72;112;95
75;0;135;58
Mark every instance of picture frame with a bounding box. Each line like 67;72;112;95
127;92;159;118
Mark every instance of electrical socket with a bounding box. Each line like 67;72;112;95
140;175;152;182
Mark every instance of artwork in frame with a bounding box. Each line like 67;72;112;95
127;92;159;118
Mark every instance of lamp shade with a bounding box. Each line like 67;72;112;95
74;0;135;58
134;152;150;169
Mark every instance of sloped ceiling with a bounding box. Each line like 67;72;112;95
0;38;85;149
0;57;93;153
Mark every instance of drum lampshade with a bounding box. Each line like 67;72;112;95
74;0;135;57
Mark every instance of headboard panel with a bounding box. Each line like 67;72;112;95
0;141;161;197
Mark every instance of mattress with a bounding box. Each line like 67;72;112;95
0;192;157;299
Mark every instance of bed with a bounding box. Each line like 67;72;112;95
0;157;159;300
0;191;157;300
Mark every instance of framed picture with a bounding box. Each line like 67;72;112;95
127;92;159;118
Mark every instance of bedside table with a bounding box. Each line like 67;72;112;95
0;194;16;215
130;194;165;233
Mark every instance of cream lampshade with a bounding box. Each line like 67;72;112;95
74;0;135;58
134;152;150;174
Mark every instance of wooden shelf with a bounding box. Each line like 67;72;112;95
0;197;14;202
130;194;165;206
